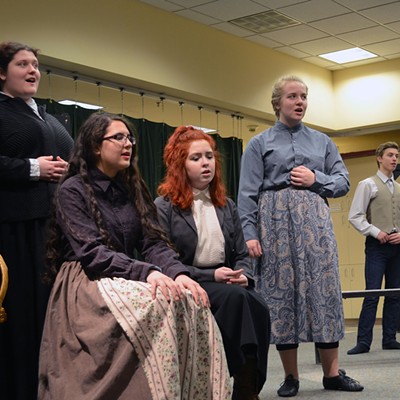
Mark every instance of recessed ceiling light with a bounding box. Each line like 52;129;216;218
58;99;103;110
319;47;377;64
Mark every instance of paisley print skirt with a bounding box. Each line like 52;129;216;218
255;188;344;345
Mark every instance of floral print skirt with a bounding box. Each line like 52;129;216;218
255;188;344;345
39;261;232;400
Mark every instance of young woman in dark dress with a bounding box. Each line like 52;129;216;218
0;41;73;400
155;125;270;400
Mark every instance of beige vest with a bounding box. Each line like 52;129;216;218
367;175;400;233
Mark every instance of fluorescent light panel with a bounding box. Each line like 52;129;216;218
319;47;377;64
192;125;217;133
58;99;103;110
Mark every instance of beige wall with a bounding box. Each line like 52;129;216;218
2;0;399;144
0;0;331;137
333;60;400;131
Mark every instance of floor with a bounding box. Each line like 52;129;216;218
258;320;400;399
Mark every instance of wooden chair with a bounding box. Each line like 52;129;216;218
0;255;8;323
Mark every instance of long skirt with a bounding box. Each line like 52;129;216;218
38;262;232;400
201;282;270;393
0;218;51;400
256;188;344;345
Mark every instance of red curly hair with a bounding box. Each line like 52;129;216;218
158;126;226;209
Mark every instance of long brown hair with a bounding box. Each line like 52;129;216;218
158;125;226;209
46;112;170;282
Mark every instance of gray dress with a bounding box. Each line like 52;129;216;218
238;121;349;344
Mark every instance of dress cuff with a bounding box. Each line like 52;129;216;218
29;158;40;181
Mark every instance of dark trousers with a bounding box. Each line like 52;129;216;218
398;313;400;332
357;237;400;347
200;282;270;393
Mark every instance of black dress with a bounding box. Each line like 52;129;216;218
155;195;270;393
0;94;73;400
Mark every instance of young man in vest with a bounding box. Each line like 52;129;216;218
347;141;400;355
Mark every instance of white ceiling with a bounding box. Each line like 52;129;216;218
139;0;400;70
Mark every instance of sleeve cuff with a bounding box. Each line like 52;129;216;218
29;158;40;181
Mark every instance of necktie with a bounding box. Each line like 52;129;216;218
387;178;394;194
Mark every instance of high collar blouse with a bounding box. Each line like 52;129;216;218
57;168;188;281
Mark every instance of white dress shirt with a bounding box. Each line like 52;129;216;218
348;170;394;238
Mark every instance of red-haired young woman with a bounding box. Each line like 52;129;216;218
155;125;270;400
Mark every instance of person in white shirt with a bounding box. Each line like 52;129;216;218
348;141;400;354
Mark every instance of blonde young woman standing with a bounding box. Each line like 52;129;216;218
238;76;363;397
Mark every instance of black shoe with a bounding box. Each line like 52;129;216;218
232;358;260;400
347;343;370;355
382;340;400;349
277;374;299;397
323;369;364;391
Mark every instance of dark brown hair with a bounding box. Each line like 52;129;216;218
46;112;170;282
0;41;39;89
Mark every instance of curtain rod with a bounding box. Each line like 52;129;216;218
40;64;271;127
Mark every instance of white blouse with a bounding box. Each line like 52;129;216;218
192;188;225;267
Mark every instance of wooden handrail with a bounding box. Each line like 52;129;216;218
0;254;8;323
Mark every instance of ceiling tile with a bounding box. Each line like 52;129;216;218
211;22;257;37
192;0;268;20
278;0;350;23
261;24;328;45
364;38;400;56
310;13;376;34
386;21;400;33
175;9;221;25
169;0;213;7
338;26;399;45
139;0;183;12
328;66;345;70
251;0;305;8
359;2;400;24
276;46;313;58
246;35;284;48
292;36;352;55
301;56;338;68
386;52;400;59
334;0;398;11
340;56;386;67
139;0;400;69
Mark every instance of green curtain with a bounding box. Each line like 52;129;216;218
131;118;175;199
36;98;243;203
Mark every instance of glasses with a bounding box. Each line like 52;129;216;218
101;133;136;145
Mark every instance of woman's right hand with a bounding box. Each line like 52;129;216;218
174;274;210;307
146;270;183;302
38;155;69;182
246;239;262;258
